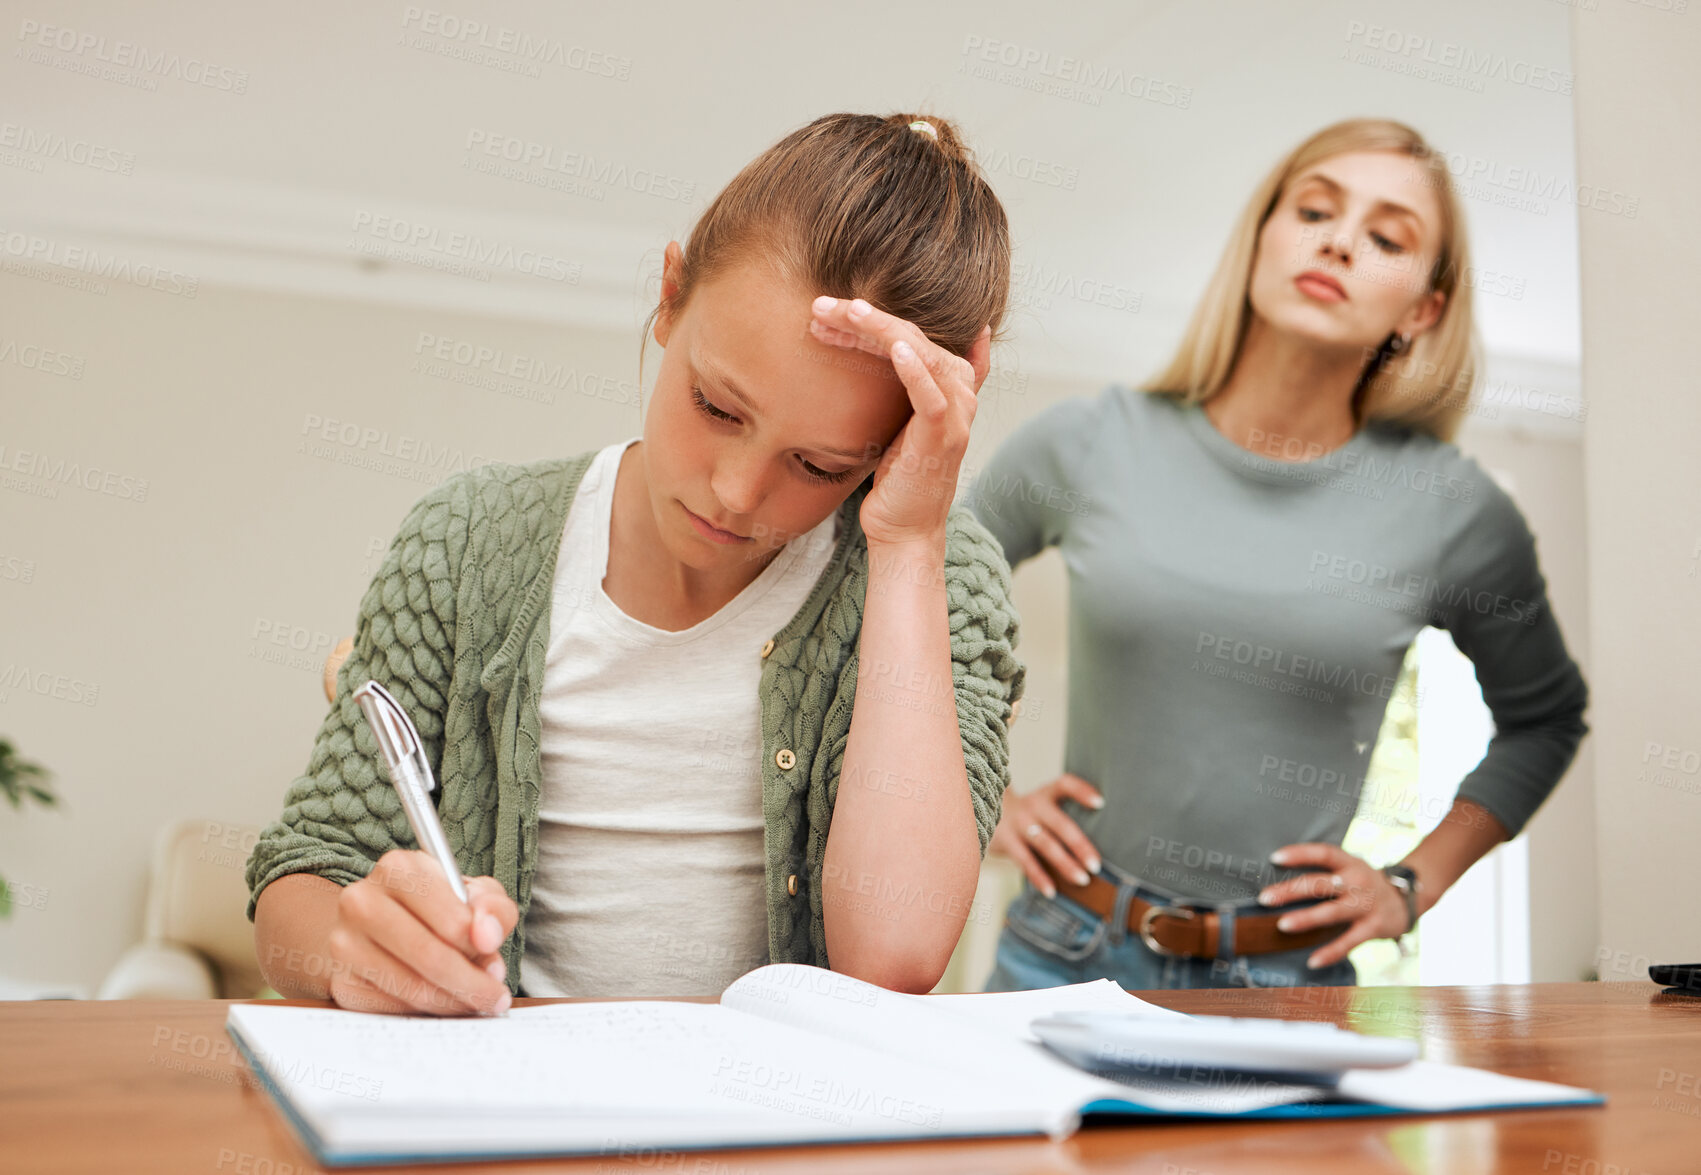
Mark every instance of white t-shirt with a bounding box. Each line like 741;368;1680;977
520;437;840;996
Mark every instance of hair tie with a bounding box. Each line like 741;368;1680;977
908;119;938;140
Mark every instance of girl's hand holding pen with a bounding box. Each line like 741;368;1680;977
341;681;514;1015
326;849;518;1017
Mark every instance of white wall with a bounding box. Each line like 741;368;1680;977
1572;0;1701;981
1454;423;1597;981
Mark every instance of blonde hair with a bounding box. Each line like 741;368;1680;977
1142;118;1480;442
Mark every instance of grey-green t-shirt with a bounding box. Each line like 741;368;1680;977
965;386;1589;904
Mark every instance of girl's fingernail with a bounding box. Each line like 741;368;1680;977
1306;955;1322;969
1257;890;1277;906
1089;794;1105;809
485;958;506;981
1075;871;1090;886
1277;917;1295;932
1042;884;1057;899
892;340;913;361
848;298;872;318
813;295;837;312
1086;856;1101;874
495;992;512;1014
1269;850;1291;865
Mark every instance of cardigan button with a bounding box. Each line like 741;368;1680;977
786;873;799;897
760;637;776;659
775;748;796;770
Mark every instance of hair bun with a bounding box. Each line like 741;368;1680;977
888;112;963;160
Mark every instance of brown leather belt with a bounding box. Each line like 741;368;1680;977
1042;861;1338;959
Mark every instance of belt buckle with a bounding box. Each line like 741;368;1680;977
1137;904;1197;958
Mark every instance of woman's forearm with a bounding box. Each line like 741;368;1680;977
252;872;343;998
1399;797;1509;919
823;533;982;993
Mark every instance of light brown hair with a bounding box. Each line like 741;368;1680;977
640;112;1011;389
1143;118;1480;441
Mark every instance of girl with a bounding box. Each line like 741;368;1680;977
970;118;1588;991
246;112;1026;1014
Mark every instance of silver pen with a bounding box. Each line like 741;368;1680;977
352;679;469;905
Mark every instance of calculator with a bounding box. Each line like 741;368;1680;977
1031;1011;1419;1081
1649;963;1701;993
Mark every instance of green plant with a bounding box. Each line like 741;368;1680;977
0;738;56;918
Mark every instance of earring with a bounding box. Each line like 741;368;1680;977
1388;332;1410;355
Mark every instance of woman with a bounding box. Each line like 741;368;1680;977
246;112;1026;1014
970;117;1588;991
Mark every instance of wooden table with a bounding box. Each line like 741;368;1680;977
3;981;1697;1174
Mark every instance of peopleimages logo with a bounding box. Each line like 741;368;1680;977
298;412;498;482
1237;433;1478;503
15;20;251;93
1193;632;1405;703
463;130;697;203
1307;551;1542;626
1342;21;1573;94
0;444;149;502
963;471;1094;517
1423;152;1639;221
0;335;84;380
349;211;579;283
0;228;199;297
1011;259;1142;314
0;122;136;174
399;6;632;79
979;146;1080;191
411;332;638;406
958;35;1193;108
0;662;100;706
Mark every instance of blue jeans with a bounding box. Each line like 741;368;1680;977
982;859;1358;992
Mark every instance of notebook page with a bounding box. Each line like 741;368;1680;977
1334;1059;1602;1111
225;997;1068;1156
719;965;1320;1115
925;977;1189;1039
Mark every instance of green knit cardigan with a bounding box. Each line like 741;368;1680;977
244;451;1026;994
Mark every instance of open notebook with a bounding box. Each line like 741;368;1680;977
225;964;1602;1167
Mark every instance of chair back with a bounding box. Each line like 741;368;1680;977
146;818;269;998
